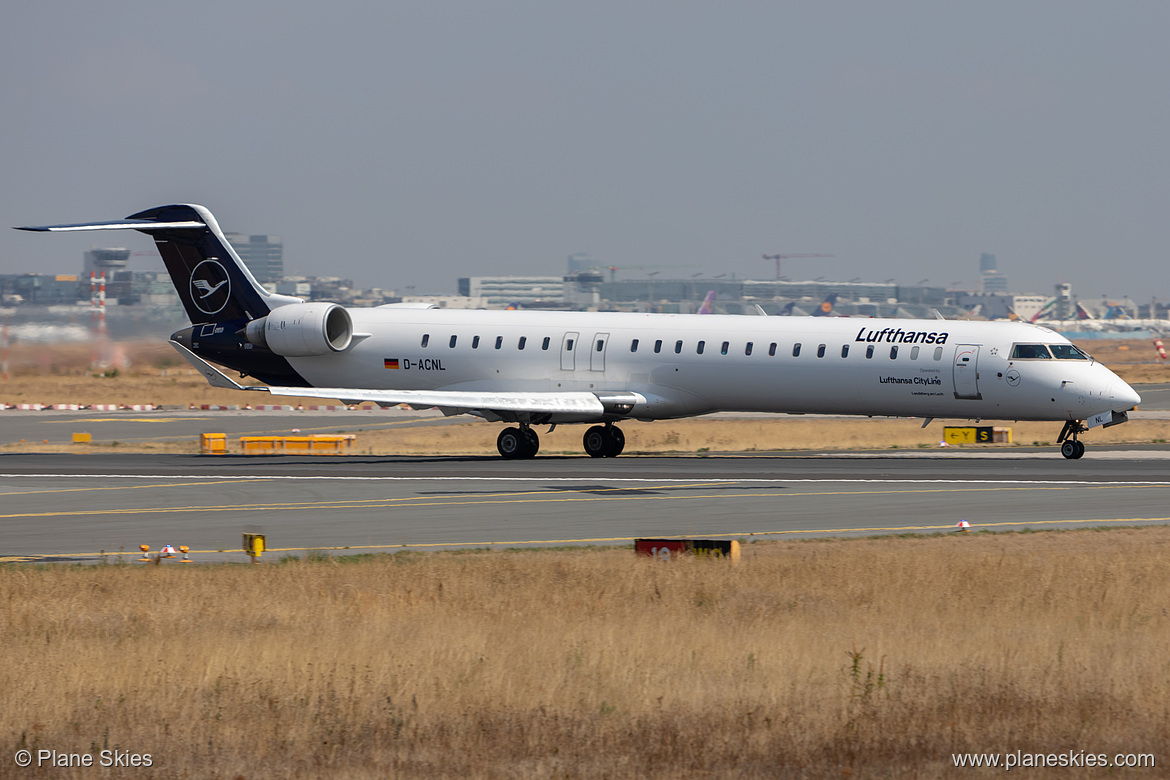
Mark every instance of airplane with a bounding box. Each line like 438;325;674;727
812;293;837;316
778;292;837;317
696;290;716;315
17;203;1142;460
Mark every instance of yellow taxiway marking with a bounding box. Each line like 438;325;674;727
0;480;269;497
0;481;1159;521
47;417;185;424
13;514;1170;561
0;482;730;519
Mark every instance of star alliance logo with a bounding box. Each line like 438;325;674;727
189;259;231;315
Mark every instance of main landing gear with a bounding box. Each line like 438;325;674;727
497;423;627;459
1057;420;1087;460
496;425;540;460
583;424;625;458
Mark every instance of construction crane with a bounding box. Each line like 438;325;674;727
607;264;699;282
762;254;833;281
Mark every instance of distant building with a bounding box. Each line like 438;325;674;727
979;253;1009;294
225;233;283;283
563;270;605;309
1011;295;1049;322
458;276;565;307
83;248;129;277
981;271;1009;294
566;253;599;274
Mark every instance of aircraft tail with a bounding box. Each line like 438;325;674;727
17;204;300;325
811;293;838;317
696;290;716;315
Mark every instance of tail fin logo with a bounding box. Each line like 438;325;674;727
189;259;231;315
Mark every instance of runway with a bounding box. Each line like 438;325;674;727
3;451;1169;563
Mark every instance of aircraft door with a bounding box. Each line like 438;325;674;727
953;344;982;400
560;332;579;371
590;332;609;371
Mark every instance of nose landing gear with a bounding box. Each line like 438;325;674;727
1057;420;1087;460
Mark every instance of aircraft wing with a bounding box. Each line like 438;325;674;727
260;385;606;414
171;340;606;415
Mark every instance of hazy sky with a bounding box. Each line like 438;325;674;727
3;2;1169;301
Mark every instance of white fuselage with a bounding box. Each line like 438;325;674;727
282;309;1140;423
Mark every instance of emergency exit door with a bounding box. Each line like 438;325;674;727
590;333;609;371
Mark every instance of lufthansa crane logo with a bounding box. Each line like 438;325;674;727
189;259;231;315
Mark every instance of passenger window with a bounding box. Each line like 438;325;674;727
495;336;503;350
1010;344;1052;359
596;339;604;352
675;340;683;354
518;337;527;350
697;340;705;355
910;346;919;360
449;335;457;348
745;342;753;356
542;337;550;350
792;343;801;357
472;336;480;349
890;346;898;359
933;346;943;361
630;338;639;353
654;339;662;354
816;344;826;358
1050;344;1089;360
721;341;730;355
566;338;574;351
421;334;429;348
768;342;777;357
841;344;849;358
866;345;874;359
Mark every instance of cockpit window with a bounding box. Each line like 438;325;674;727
1010;343;1052;359
1050;344;1090;360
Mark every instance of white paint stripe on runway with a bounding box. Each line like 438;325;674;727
1;473;1169;487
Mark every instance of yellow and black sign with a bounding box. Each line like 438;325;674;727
943;426;1012;444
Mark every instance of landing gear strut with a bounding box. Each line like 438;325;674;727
1057;420;1086;460
583;424;625;458
497;425;539;459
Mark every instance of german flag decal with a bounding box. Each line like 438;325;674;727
384;358;400;369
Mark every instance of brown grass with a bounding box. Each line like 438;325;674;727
3;530;1168;777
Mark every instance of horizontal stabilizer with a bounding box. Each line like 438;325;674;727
16;219;205;233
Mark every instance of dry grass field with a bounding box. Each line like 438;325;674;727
3;530;1168;778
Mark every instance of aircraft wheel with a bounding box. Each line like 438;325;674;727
1060;440;1085;460
1074;440;1085;459
522;427;540;458
605;426;625;457
583;426;608;458
497;427;526;459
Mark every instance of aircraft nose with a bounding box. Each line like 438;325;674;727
1110;381;1141;410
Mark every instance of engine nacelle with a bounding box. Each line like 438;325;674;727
243;302;353;357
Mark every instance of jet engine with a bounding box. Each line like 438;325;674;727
243;302;353;356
